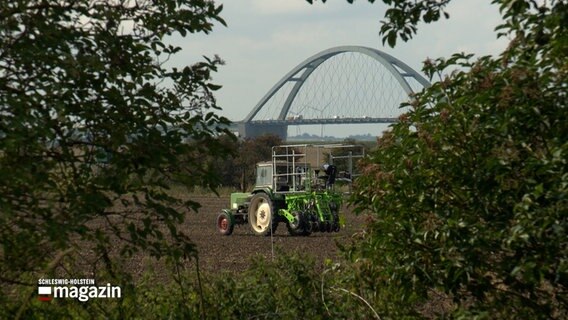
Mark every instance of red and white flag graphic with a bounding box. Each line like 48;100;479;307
38;286;52;301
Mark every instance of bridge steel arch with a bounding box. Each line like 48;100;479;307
239;45;431;139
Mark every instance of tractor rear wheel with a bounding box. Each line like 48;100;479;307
248;193;278;236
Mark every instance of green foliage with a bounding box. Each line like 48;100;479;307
0;0;231;316
151;253;386;319
10;253;378;319
350;1;567;318
235;134;283;191
209;134;283;191
204;254;330;319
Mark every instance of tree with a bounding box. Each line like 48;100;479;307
235;134;283;191
329;0;567;318
205;134;283;191
0;0;230;316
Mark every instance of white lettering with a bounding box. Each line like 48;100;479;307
110;284;121;298
50;284;121;301
98;286;107;298
89;287;98;299
54;286;69;297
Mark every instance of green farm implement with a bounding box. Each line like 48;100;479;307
216;144;364;236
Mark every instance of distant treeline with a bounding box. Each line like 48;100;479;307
207;134;374;192
288;132;378;142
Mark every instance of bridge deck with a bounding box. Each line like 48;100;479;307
250;117;397;125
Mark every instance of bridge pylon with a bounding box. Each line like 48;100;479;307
238;122;287;139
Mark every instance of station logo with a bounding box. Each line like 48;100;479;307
37;278;121;302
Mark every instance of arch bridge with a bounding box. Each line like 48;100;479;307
237;46;430;139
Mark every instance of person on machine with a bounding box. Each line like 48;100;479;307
321;163;337;189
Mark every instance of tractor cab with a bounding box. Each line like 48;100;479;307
255;161;311;192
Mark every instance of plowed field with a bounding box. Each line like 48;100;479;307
184;195;367;274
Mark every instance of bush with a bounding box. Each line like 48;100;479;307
350;1;567;318
0;0;230;316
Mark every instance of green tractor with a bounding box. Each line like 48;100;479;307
216;144;364;236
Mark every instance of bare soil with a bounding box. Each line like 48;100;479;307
182;195;367;274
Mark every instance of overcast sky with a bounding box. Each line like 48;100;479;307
167;0;508;137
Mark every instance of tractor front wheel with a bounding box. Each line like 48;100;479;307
217;211;234;236
248;193;278;236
